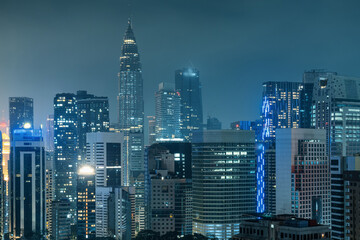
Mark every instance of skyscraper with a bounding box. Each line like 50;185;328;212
192;130;256;239
50;199;71;240
77;165;96;239
300;69;336;128
147;116;156;146
343;170;360;239
118;19;144;133
276;128;330;225
257;81;302;214
86;132;123;187
310;74;360;156
155;82;181;141
9;97;33;140
117;19;147;235
53;93;78;221
9;128;45;238
45;114;54;152
175;68;203;142
76;90;110;164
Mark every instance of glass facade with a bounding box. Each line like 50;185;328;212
192;130;256;239
175;68;203;142
53;93;78;221
155;82;181;141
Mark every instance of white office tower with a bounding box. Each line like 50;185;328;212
87;132;132;239
86;132;124;186
276;128;330;225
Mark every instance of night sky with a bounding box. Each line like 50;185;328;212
1;0;360;131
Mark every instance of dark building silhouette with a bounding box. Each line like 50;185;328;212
76;90;109;164
147;142;192;179
9;129;45;238
9;97;33;140
77;166;96;239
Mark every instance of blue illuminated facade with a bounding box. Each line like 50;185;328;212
257;82;302;214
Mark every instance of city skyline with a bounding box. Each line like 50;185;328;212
2;0;360;131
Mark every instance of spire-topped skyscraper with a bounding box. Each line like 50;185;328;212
118;19;144;132
117;20;147;235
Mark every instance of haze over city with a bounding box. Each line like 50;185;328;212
2;0;360;129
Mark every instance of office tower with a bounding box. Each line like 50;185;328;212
50;199;71;240
86;132;123;187
147;142;192;179
108;187;132;240
9;97;33;140
257;81;302;214
147;116;156;145
45;151;55;236
232;215;331;240
117;20;146;235
77;165;96;239
155;82;181;141
147;142;193;236
206;116;221;130
9;129;45;238
310;74;360;156
276;128;330;225
118;19;144;133
150;171;192;236
261;81;302;141
45;114;55;152
0;133;3;237
344;170;360;239
192;130;256;239
0;125;10;234
330;155;360;239
53;93;78;220
76;90;110;163
175;68;203;142
300;70;337;128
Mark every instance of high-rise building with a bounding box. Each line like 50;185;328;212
310;74;360;156
45;150;55;237
0;125;10;234
86;132;123;187
53;93;78;220
147;116;156;146
9;97;33;140
192;130;256;239
117;20;146;235
9;128;45;238
300;70;336;128
257;81;302;214
77;165;96;239
175;68;203;142
45;114;55;152
76;90;110;164
108;187;132;240
276;128;330;225
0;132;3;237
206;116;221;130
343;170;360;239
155;82;181;141
147;142;192;179
50;199;71;240
150;171;192;236
117;19;144;133
330;155;360;239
